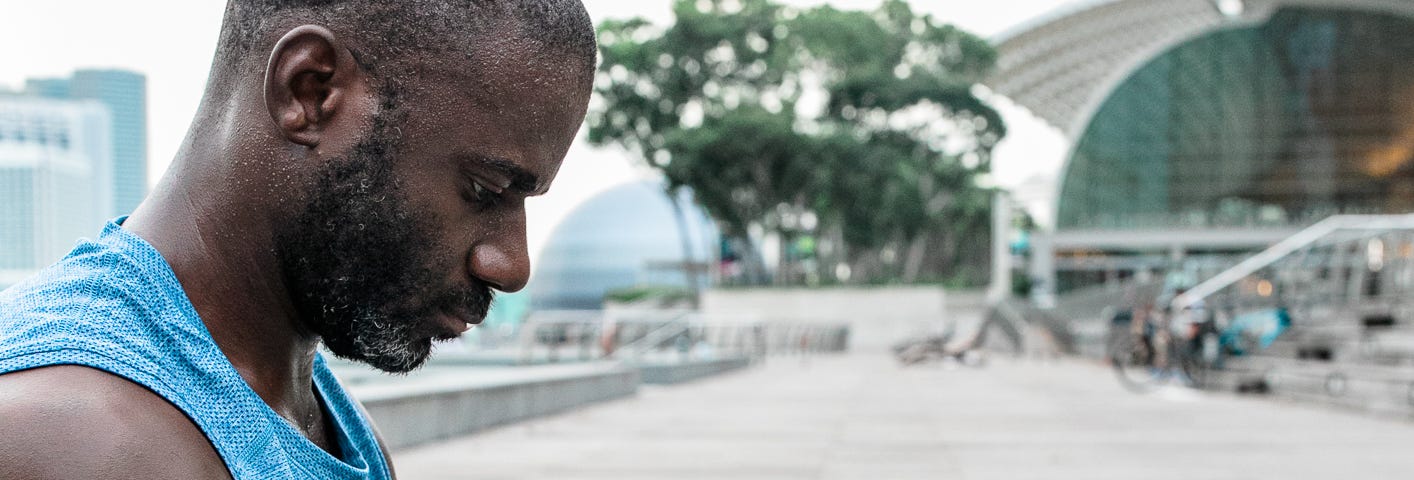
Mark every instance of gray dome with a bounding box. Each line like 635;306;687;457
529;181;718;310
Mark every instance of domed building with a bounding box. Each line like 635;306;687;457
987;0;1414;292
529;181;719;310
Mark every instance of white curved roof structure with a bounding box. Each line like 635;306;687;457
986;0;1414;139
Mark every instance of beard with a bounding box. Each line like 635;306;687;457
274;115;495;374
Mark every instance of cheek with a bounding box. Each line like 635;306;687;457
409;190;481;272
390;160;465;224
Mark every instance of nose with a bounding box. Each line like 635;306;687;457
469;231;531;293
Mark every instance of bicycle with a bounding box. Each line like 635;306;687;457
892;323;987;367
1107;305;1290;393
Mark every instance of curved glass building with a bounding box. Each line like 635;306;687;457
529;181;718;310
1060;8;1414;231
987;0;1414;292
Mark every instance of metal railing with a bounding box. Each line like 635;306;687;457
996;215;1414;363
510;309;850;365
514;310;605;364
1141;214;1414;372
1173;214;1414;311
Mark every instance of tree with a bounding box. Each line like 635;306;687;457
590;0;1005;285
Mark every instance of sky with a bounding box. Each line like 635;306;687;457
0;0;1073;262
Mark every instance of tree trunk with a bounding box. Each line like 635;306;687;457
665;191;702;308
849;249;882;285
823;224;845;283
940;232;960;283
776;228;792;286
901;233;929;283
737;235;770;285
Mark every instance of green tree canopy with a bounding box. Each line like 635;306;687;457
590;0;1005;285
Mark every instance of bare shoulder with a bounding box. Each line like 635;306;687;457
0;365;232;480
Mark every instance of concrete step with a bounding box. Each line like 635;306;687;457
1208;355;1414;418
348;362;640;450
630;356;753;385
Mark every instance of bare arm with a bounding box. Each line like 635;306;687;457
0;366;232;480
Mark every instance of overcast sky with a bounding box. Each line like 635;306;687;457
0;0;1072;260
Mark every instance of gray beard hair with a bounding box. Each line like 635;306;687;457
274;117;493;374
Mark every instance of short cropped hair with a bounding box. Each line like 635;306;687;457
211;0;596;91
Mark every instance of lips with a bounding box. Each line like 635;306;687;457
433;313;469;337
452;305;487;326
433;306;485;338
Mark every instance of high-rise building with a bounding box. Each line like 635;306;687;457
26;69;147;216
0;98;113;287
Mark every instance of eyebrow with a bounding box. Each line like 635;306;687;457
462;153;545;196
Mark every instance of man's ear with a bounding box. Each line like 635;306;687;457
264;25;362;147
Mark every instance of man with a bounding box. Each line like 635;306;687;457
0;0;595;478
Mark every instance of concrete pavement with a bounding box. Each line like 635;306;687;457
395;354;1414;479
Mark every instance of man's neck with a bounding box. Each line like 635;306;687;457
122;151;327;439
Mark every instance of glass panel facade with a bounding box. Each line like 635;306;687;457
1058;8;1414;230
27;69;147;217
0;169;36;270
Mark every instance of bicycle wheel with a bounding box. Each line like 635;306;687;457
1177;348;1207;389
1109;332;1164;392
1178;332;1220;389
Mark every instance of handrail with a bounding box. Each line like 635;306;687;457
619;310;695;357
515;310;604;364
509;308;850;362
1172;214;1414;310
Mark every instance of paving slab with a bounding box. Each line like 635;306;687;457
395;354;1414;479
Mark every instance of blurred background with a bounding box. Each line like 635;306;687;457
8;0;1414;478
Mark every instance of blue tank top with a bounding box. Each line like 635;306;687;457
0;218;393;480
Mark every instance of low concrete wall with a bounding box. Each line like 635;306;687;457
702;287;986;352
352;363;639;450
634;357;752;385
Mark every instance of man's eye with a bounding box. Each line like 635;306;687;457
467;181;503;208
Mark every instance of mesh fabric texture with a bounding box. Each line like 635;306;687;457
0;218;392;479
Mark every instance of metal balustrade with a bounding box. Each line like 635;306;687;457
1174;214;1414;313
509;309;850;365
1133;214;1414;411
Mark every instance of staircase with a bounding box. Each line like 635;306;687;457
1173;215;1414;418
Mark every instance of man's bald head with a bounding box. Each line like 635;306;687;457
208;0;596;100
